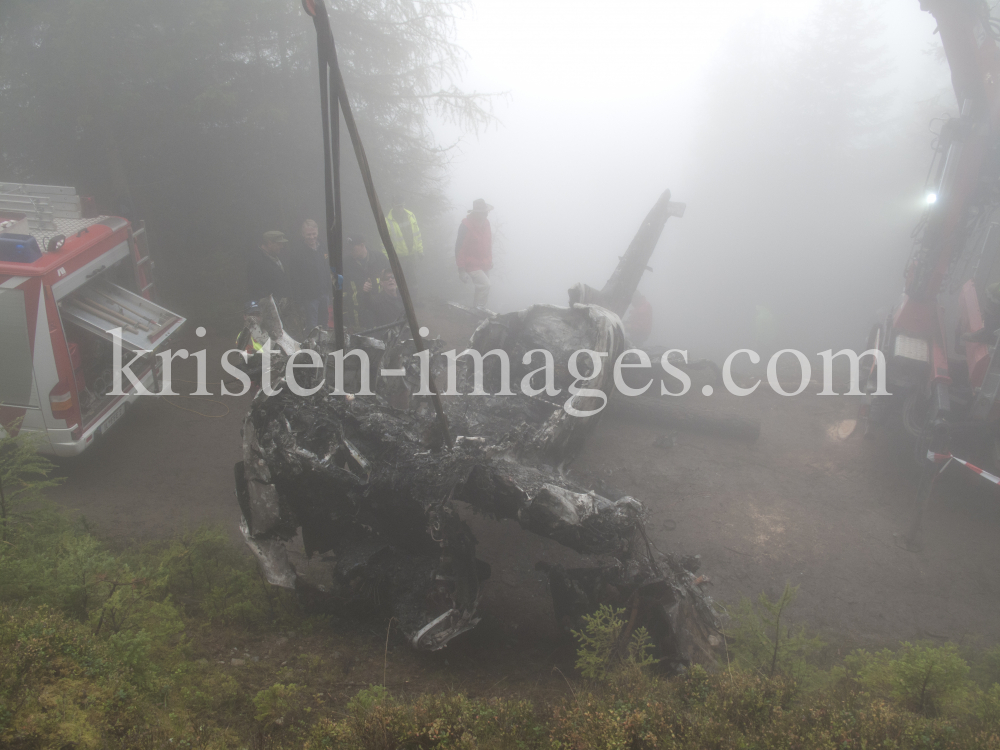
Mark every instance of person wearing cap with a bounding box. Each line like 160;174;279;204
287;219;332;332
247;230;290;303
455;198;493;308
343;234;388;328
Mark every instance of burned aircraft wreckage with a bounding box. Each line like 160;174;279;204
234;191;724;671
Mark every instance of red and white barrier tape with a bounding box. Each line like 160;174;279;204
926;450;1000;486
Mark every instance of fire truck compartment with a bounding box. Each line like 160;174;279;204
59;280;185;428
60;280;184;352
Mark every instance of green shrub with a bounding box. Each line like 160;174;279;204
848;642;971;717
725;581;824;682
306;685;402;750
253;681;302;728
974;683;1000;734
406;692;546;749
971;643;1000;688
157;525;295;629
0;429;67;607
176;662;242;718
549;691;669;750
0;425;62;544
0;604;152;748
572;604;656;682
306;686;547;750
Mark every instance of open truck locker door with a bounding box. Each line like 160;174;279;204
49;276;185;455
60;280;184;352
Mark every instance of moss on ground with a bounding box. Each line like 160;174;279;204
6;430;1000;748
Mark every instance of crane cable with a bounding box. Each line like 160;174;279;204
301;0;453;448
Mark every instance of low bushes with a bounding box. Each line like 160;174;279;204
6;429;1000;748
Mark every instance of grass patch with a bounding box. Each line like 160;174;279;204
6;429;1000;748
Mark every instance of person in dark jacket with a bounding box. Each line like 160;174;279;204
371;269;405;325
287;219;332;331
455;198;493;308
247;230;289;302
342;234;388;328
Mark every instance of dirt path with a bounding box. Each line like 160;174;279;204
49;326;252;544
574;391;1000;650
47;318;1000;657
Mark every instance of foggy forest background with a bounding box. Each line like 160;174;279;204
0;0;954;358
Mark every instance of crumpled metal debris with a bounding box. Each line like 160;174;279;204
235;301;720;667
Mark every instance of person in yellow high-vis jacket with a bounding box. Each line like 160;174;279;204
384;199;423;288
234;301;266;392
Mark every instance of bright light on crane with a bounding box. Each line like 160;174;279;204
926;192;938;205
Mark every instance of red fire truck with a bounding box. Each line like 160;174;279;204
0;183;185;456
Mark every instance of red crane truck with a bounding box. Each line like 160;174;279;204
860;1;1000;538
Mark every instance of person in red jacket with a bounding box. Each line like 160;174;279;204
455;198;493;308
624;291;653;345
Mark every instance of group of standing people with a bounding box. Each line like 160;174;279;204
247;220;338;333
246;196;496;335
246;221;333;331
246;201;421;333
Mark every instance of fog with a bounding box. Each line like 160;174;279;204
440;0;952;360
10;5;1000;726
0;0;955;361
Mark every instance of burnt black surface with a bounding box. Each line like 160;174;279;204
236;305;721;663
